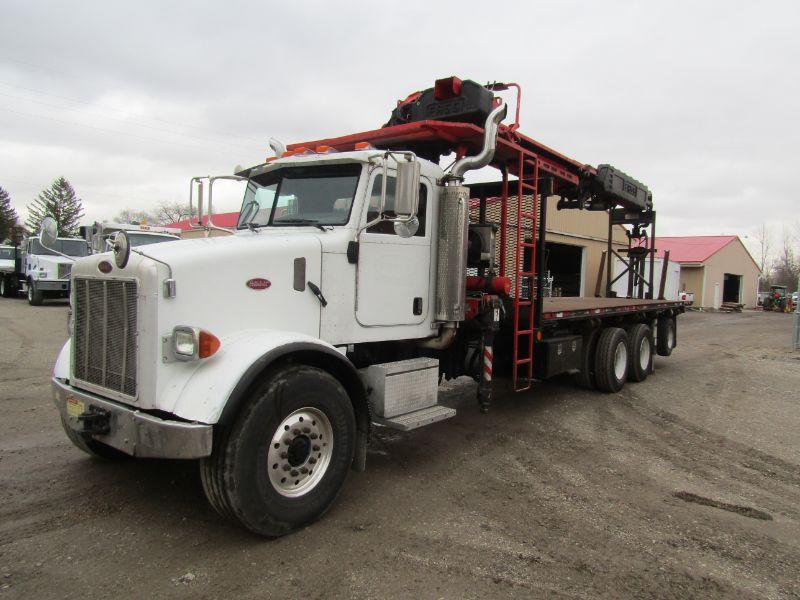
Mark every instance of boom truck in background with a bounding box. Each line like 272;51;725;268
0;235;89;303
49;77;683;536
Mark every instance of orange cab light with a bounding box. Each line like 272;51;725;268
281;149;297;157
266;156;279;162
198;330;221;359
354;141;374;150
315;145;336;154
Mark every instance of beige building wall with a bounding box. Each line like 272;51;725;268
700;239;760;308
543;196;628;297
679;266;704;302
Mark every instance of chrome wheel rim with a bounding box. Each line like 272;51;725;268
27;285;32;301
639;337;651;370
267;407;333;498
667;326;675;349
613;342;628;380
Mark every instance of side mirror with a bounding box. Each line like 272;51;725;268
113;231;131;268
394;160;420;218
39;216;59;250
393;216;419;238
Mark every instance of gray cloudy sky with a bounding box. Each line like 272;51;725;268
1;0;798;247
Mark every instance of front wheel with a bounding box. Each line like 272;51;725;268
27;280;44;305
0;276;11;298
201;365;356;536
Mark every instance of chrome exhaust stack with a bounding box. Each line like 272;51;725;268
429;102;507;338
447;103;508;183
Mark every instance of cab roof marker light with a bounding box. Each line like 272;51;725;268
354;141;374;150
315;145;337;154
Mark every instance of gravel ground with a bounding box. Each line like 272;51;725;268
1;298;799;599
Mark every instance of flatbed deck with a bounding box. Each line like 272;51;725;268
542;297;684;322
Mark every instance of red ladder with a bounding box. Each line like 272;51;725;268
512;154;539;391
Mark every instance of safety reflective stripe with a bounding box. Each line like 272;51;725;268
483;346;493;382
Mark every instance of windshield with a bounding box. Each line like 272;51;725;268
238;163;362;228
0;247;14;260
30;239;90;257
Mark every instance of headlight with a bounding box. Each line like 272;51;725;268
171;326;221;361
173;326;199;360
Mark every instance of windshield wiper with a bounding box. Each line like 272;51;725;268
274;218;318;225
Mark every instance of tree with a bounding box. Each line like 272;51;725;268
753;223;773;289
115;207;157;224
773;226;799;288
26;177;84;237
154;200;195;226
0;185;19;243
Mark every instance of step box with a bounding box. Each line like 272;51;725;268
360;357;439;419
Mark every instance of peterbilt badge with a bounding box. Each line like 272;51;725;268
246;278;271;290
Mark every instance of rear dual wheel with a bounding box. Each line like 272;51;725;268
201;365;355;537
627;324;653;382
594;327;629;393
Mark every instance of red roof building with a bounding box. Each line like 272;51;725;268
655;236;760;309
167;212;240;231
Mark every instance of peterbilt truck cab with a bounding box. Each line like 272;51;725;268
51;77;679;537
51;113;499;534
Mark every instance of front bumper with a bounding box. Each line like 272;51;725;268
35;279;70;292
52;378;213;459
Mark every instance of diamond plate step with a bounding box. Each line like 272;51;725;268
373;405;456;432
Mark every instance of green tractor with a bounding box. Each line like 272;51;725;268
763;285;790;312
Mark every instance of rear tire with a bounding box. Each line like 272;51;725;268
656;316;676;356
627;323;653;382
0;276;11;298
60;416;129;460
27;280;44;306
594;327;629;393
201;365;356;536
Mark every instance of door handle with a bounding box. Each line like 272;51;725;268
307;281;328;307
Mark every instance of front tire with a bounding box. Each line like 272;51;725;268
27;280;44;305
0;276;11;298
201;365;356;536
594;327;629;393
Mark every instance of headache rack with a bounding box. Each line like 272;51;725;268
288;77;658;391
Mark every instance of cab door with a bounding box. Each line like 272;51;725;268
355;173;432;326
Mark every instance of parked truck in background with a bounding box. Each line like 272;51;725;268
2;236;89;304
80;221;181;254
50;77;683;536
0;245;16;297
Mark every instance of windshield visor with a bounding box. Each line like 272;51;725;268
238;163;362;229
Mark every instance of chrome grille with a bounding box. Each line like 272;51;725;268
73;277;137;398
58;263;72;280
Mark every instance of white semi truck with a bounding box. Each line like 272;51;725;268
1;236;89;303
50;77;683;536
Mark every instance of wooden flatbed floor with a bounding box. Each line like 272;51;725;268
542;297;684;322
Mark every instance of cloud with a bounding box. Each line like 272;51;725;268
0;0;797;236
